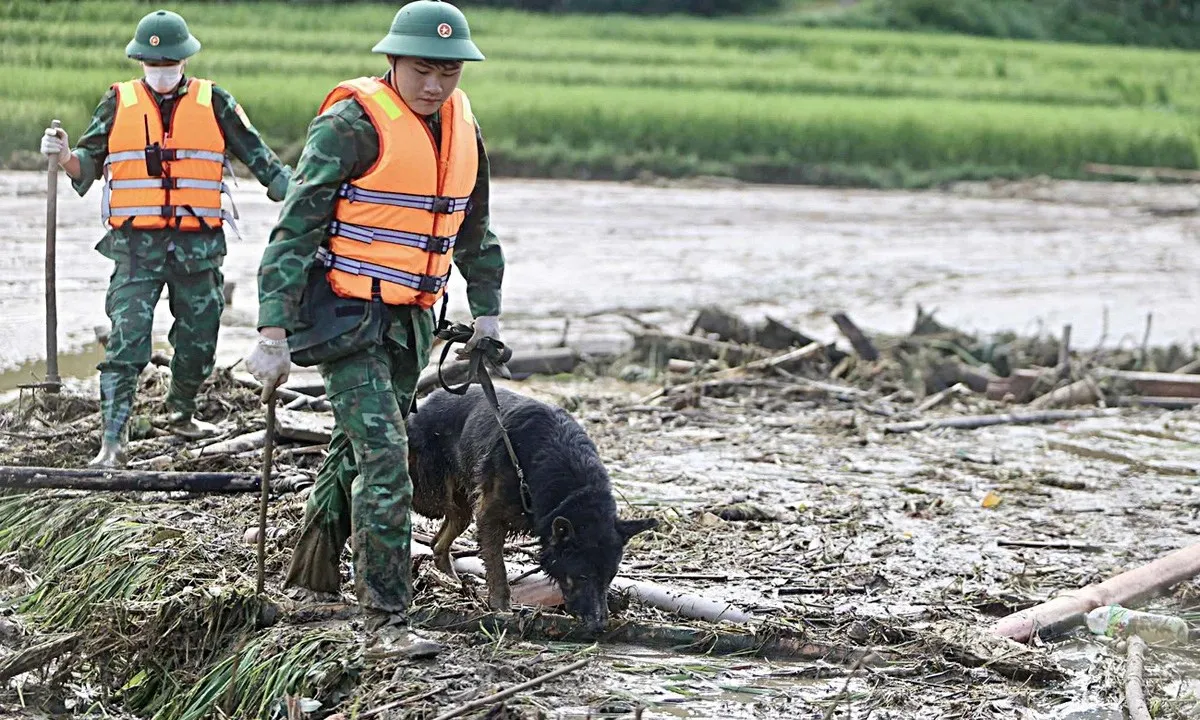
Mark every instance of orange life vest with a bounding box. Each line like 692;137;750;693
316;76;479;308
103;77;232;231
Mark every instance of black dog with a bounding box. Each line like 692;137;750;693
407;386;658;631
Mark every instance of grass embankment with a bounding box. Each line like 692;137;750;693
2;1;1199;187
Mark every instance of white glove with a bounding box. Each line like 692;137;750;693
456;315;501;360
40;127;70;165
245;334;291;402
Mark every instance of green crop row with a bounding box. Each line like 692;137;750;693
2;0;1198;186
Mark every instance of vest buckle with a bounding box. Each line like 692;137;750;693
417;275;443;294
430;196;453;214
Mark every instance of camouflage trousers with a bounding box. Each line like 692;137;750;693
283;329;429;614
98;259;224;442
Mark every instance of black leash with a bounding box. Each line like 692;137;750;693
435;321;533;517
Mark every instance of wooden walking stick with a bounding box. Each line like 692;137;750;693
44;119;62;393
256;390;277;595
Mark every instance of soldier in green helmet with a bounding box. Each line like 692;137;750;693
245;0;505;660
39;9;293;469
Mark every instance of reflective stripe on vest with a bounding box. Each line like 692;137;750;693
102;78;229;232
316;246;449;294
316;76;479;308
336;184;471;214
329;220;455;255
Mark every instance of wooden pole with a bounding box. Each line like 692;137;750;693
44;119;62;392
256;394;277;595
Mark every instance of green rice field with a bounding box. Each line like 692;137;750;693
3;0;1200;186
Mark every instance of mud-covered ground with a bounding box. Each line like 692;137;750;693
2;356;1199;719
1;170;1199;718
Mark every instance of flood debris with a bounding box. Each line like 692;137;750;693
2;304;1200;717
992;540;1200;643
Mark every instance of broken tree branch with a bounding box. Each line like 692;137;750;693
430;656;593;720
831;312;878;361
991;539;1200;642
997;538;1102;552
233;375;331;412
0;633;80;682
883;408;1122;434
0;466;263;493
1125;635;1152;720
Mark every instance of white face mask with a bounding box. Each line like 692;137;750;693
142;63;184;93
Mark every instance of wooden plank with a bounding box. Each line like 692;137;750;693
1097;369;1200;399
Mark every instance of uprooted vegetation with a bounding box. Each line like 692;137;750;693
1;306;1199;718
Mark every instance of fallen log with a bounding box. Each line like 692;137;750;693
883;407;1122;434
0;466;262;493
1027;376;1101;410
830;312;878;361
930;361;996;395
0;633;80;682
415;542;757;624
275;409;334;443
1125;635;1152;720
189;430;267;457
1095;369;1200;399
1174;358;1200;375
688;306;824;351
991;540;1200;642
986;368;1050;403
408;607;882;666
766;317;846;361
688;306;759;345
415;347;582;397
1116;396;1200;410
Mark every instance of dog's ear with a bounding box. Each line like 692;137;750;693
551;516;575;544
616;517;659;543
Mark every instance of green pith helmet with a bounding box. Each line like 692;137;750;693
372;0;485;62
125;10;201;62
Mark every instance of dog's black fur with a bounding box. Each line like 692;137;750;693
408;386;658;631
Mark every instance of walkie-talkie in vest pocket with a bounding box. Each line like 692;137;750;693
143;114;164;177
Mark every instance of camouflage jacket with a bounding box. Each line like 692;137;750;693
71;76;293;274
256;86;505;339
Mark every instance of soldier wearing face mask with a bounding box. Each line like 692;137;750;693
39;9;293;469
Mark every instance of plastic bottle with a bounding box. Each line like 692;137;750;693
1085;604;1189;645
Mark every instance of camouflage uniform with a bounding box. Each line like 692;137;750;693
257;80;504;614
71;80;291;442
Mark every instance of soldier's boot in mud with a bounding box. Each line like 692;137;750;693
88;423;129;469
165;410;219;440
361;611;444;661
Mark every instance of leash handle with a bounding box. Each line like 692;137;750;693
433;322;532;514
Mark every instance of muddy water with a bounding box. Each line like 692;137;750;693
2;171;1198;389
